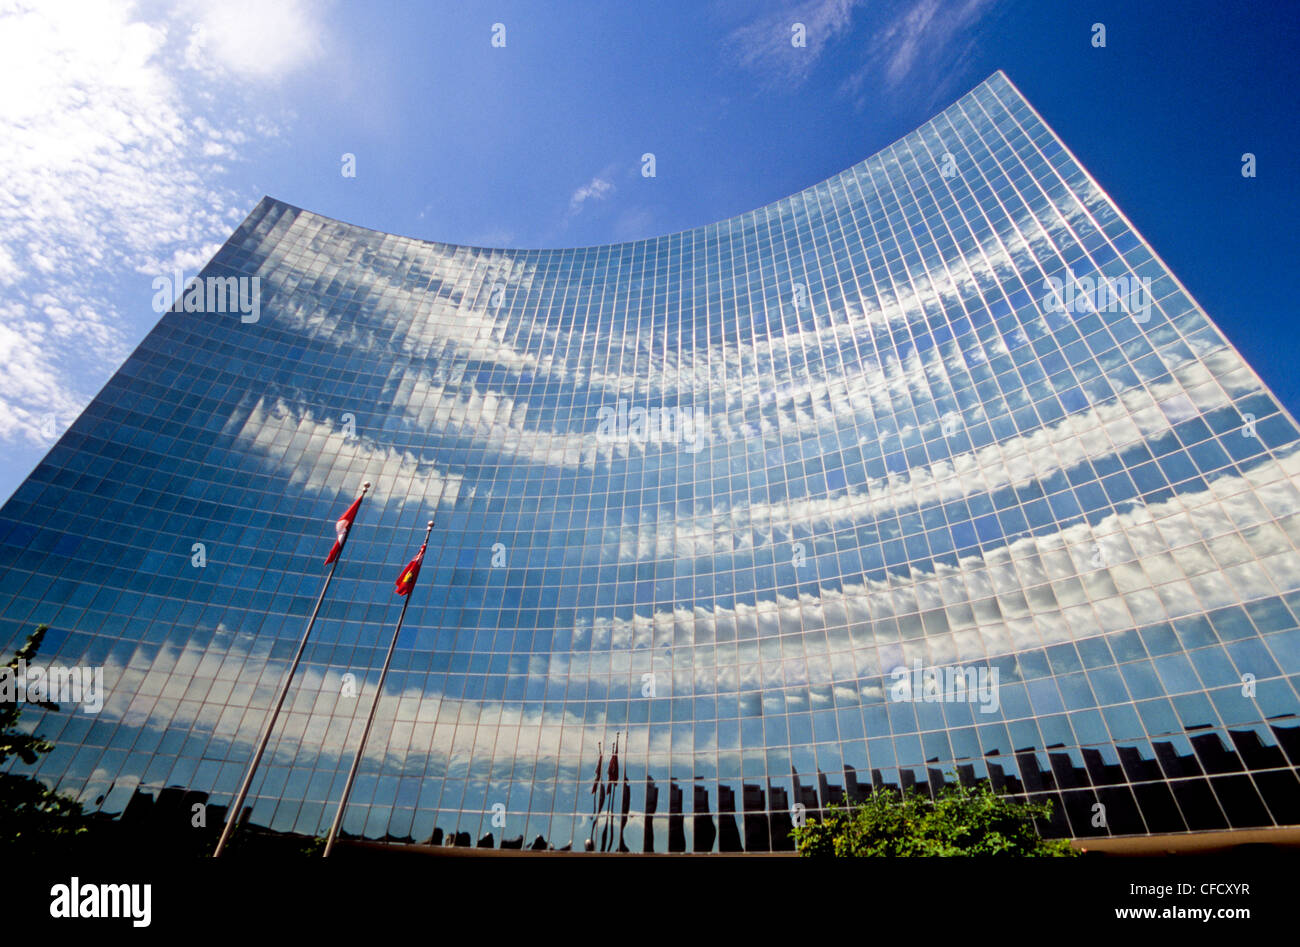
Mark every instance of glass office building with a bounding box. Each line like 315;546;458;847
3;71;1299;852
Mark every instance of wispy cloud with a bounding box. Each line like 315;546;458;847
0;0;324;453
726;0;862;87
726;0;999;105
841;0;1000;108
568;174;615;216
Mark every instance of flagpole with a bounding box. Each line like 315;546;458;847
323;518;434;858
213;481;371;857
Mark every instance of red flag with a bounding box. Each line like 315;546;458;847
394;540;427;596
325;495;363;564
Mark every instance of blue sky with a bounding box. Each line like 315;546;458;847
1;0;1296;505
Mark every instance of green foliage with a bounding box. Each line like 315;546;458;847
0;625;94;852
0;624;60;767
792;778;1079;857
0;772;91;853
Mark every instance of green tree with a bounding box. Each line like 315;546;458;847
792;778;1079;857
0;625;94;852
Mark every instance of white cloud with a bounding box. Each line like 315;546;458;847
841;0;999;106
0;0;319;454
728;0;862;86
568;174;615;215
728;0;998;97
183;0;325;81
0;303;86;443
625;358;1245;563
227;396;463;509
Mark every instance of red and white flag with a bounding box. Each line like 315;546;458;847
325;495;364;564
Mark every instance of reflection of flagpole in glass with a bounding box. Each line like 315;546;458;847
214;481;370;858
602;732;619;851
600;736;611;852
618;740;631;853
323;518;434;858
589;739;604;850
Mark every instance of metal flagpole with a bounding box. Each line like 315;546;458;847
323;518;434;857
213;481;371;857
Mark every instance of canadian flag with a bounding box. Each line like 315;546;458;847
325;495;364;564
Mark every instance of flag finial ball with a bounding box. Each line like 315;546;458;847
427;520;435;528
362;481;372;489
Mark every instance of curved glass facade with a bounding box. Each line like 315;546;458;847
3;71;1300;852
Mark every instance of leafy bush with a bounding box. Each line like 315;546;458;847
0;625;95;852
792;779;1078;857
